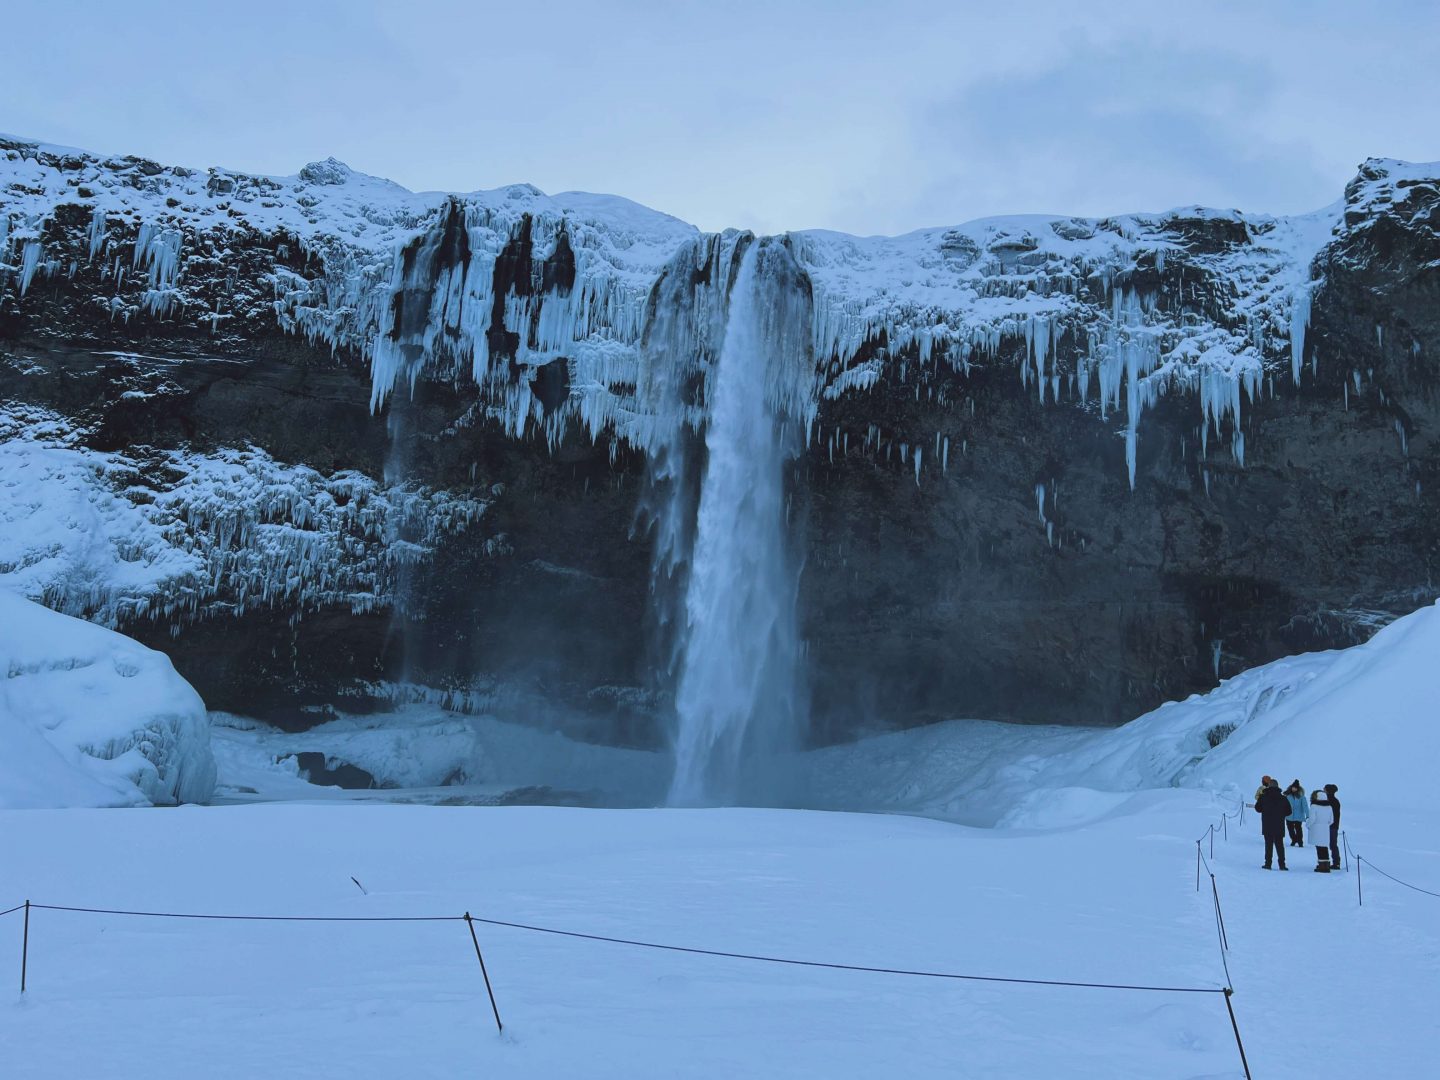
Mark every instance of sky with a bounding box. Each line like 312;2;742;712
4;0;1438;236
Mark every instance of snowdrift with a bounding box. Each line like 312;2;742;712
0;591;215;808
802;601;1440;826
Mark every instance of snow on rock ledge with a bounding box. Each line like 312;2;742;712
0;403;490;628
6;136;1435;487
0;590;215;807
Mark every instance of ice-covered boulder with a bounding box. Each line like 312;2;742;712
0;591;215;808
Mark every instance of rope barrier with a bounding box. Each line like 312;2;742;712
466;914;1225;994
4;899;1226;995
1352;856;1440;900
0;903;25;918
8;893;1254;1074
29;903;461;922
1188;813;1248;1078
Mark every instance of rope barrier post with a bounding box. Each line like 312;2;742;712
1356;856;1363;908
1222;988;1253;1080
463;913;503;1034
20;900;29;993
1196;841;1201;892
1222;812;1228;842
1209;824;1214;861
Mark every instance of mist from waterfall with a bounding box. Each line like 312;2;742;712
666;239;813;805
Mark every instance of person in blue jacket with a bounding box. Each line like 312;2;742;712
1284;779;1308;846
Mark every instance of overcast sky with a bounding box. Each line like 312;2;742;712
5;1;1437;235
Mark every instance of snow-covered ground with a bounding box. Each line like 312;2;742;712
0;793;1433;1078
2;604;1438;1076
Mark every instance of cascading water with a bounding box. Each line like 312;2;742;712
661;238;816;805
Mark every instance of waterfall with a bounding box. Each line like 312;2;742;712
646;236;815;806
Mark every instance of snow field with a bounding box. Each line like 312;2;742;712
0;794;1435;1079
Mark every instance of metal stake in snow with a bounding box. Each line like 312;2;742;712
1223;988;1253;1080
463;912;504;1033
21;899;30;993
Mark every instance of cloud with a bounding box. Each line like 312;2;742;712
863;39;1338;232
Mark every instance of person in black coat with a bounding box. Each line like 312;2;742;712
1256;778;1291;870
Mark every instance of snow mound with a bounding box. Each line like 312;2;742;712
1176;600;1440;798
0;591;215;807
802;601;1440;826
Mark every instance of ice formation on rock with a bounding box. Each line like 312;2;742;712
2;136;1415;492
0;405;489;626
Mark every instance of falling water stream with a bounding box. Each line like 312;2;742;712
667;242;809;805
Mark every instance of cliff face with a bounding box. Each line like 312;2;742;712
2;135;1436;741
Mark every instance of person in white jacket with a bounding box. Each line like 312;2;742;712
1308;789;1334;871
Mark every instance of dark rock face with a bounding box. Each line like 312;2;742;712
2;139;1437;744
800;173;1439;730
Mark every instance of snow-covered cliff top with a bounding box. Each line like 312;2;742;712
0;133;696;261
2;135;1436;484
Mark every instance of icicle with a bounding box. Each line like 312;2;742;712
88;207;107;261
19;241;43;295
1290;283;1311;385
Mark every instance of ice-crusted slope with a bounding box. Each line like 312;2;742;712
0;590;215;807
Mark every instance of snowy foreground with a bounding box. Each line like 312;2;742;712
2;607;1439;1076
0;796;1434;1078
